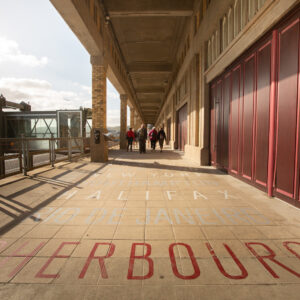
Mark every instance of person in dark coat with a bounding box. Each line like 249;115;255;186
149;127;158;151
157;127;166;152
138;124;147;153
126;128;135;152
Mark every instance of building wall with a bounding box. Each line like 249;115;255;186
156;0;299;166
210;7;300;206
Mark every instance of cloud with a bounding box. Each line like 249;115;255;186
107;89;119;101
107;108;132;127
107;109;120;127
72;82;92;95
0;77;90;111
0;77;122;126
80;85;91;95
0;36;48;67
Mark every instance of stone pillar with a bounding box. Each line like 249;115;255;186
130;108;134;129
120;94;128;150
0;101;4;177
90;55;108;162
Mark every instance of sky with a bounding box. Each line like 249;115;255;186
0;0;127;127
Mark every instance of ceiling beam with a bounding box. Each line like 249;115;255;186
141;106;160;109
109;11;193;18
135;87;165;94
143;111;157;113
105;0;194;17
138;98;163;103
128;63;172;74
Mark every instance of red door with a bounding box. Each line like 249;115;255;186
274;16;300;200
230;65;241;174
209;7;300;207
216;80;222;166
221;73;231;169
254;39;271;187
210;83;217;165
241;54;256;180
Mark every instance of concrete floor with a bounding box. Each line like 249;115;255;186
0;147;299;299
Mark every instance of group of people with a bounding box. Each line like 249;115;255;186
126;124;166;154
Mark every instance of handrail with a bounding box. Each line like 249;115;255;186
0;136;91;179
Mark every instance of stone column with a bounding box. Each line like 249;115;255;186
120;94;128;149
90;55;108;162
0;100;4;177
130;108;134;129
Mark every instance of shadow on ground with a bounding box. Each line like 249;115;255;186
0;160;106;235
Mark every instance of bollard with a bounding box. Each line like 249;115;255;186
49;134;55;167
81;138;84;154
21;134;27;176
68;135;72;161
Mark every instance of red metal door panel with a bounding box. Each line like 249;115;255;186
230;65;241;174
254;41;271;187
242;54;256;179
210;84;216;164
275;19;300;198
216;80;223;166
221;73;231;169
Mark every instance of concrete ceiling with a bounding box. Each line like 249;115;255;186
102;0;194;124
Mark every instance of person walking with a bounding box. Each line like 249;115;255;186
157;127;166;152
149;127;158;151
138;124;147;153
126;128;135;152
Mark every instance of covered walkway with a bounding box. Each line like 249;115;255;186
0;149;299;299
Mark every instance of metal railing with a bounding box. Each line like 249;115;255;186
0;135;90;178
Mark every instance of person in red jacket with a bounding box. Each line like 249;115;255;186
148;127;158;151
126;128;135;152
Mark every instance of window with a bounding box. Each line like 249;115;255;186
258;0;266;9
241;0;249;29
207;40;212;67
249;0;258;19
211;34;215;62
215;30;220;57
222;16;228;51
234;0;241;37
228;8;234;44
